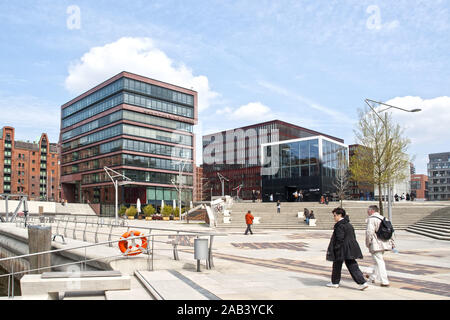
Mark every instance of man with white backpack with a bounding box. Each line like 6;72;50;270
365;205;396;287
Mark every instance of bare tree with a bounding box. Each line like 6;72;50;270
333;150;350;208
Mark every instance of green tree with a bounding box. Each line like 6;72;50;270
119;205;127;216
350;107;410;215
143;204;156;217
161;205;174;217
126;206;137;217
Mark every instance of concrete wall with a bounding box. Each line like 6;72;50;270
0;200;97;215
0;200;56;214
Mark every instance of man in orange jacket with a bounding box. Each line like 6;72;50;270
245;210;254;235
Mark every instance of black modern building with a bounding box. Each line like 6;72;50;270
261;135;348;202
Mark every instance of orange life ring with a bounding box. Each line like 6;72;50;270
118;230;148;256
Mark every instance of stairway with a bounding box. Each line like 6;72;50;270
216;201;449;230
406;207;450;240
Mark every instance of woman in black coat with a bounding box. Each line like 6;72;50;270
326;207;368;290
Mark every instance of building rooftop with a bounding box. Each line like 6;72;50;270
203;119;344;143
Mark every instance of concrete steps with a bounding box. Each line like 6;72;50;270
216;201;449;230
406;207;450;240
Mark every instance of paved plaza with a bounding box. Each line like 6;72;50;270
2;218;449;300
123;220;450;300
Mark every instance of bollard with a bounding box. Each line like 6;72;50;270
194;238;209;272
28;225;52;274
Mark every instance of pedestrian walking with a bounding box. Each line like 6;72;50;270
326;207;368;290
276;200;281;214
365;205;395;287
299;190;304;202
244;210;254;235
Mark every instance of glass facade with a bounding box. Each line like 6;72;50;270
262;136;348;202
81;169;193;186
62;123;192;151
61;138;192;164
62;153;193;175
61;77;195;128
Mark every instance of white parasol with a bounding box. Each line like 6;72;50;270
136;198;141;214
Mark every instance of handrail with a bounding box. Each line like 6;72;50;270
0;217;227;298
0;231;224;299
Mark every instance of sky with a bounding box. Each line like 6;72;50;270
0;0;449;174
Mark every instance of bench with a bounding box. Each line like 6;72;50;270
20;270;130;300
223;217;231;223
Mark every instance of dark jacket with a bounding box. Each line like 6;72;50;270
326;216;363;261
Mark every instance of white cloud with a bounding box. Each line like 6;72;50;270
65;37;218;112
215;102;273;122
384;96;450;173
232;102;272;121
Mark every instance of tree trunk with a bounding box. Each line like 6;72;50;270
378;183;383;215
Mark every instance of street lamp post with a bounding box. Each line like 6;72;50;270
104;167;133;224
172;160;189;222
217;173;229;197
364;99;421;223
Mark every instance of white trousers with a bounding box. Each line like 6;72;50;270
370;251;389;285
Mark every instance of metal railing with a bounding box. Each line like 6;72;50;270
0;217;226;299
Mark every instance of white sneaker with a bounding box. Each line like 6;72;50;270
326;283;339;288
358;283;369;290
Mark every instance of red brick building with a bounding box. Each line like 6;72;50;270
411;174;428;200
194;165;203;201
0;126;61;201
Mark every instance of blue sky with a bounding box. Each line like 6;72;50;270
0;0;449;173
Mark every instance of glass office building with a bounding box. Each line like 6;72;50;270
60;72;197;215
202;120;345;200
261;136;348;202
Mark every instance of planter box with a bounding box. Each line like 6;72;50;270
163;217;170;221
174;217;180;221
127;216;135;220
145;217;152;221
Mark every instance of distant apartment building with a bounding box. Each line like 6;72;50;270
427;152;450;201
0;126;61;201
59;72;197;214
410;174;428;200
